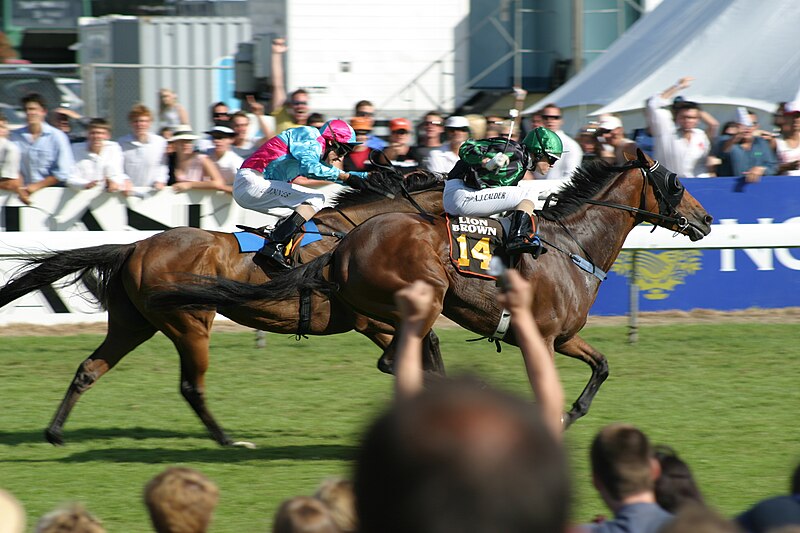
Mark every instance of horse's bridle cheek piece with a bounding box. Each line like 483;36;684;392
641;161;689;233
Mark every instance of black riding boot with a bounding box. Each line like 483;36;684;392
260;212;306;269
505;210;543;256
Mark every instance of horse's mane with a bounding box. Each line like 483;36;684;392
331;169;444;209
538;160;622;220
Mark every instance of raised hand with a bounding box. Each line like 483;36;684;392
272;37;287;54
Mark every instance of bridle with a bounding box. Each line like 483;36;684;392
583;159;689;233
537;157;690;282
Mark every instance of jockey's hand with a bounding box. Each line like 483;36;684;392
484;153;510;171
344;172;367;189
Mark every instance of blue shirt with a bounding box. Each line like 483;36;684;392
11;122;75;185
365;134;388;151
585;503;673;533
714;135;778;177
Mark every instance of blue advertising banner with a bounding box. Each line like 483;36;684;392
591;176;800;315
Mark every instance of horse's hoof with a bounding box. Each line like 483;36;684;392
376;356;394;375
232;441;257;449
45;428;64;446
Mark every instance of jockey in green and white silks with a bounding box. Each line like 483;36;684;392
443;126;563;255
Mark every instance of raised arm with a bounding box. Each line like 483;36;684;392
497;269;564;439
269;38;288;114
659;76;694;101
393;281;436;400
699;109;718;140
246;94;274;143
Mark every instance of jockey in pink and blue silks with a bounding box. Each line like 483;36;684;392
233;119;368;269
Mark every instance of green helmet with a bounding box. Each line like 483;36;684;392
523;127;563;159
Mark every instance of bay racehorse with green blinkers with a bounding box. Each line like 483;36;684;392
0;170;445;446
153;150;713;426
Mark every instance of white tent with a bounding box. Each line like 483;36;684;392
525;0;800;133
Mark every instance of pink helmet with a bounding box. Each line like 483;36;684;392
319;119;361;146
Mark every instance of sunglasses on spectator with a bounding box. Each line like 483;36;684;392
542;114;561;120
356;111;374;117
446;127;470;132
213;112;229;118
392;129;410;135
423;120;442;126
354;129;371;135
291;100;309;106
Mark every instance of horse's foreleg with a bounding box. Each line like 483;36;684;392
46;325;156;445
370;331;446;376
555;334;609;428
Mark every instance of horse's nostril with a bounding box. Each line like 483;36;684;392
704;214;714;225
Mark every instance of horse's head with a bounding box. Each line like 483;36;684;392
625;149;713;241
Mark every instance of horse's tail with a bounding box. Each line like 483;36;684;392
0;244;136;310
148;251;337;311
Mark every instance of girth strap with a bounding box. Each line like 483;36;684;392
297;288;312;339
465;308;512;353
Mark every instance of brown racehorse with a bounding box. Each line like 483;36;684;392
160;151;713;426
0;170;445;446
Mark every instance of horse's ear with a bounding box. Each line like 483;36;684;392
623;151;636;162
636;148;655;167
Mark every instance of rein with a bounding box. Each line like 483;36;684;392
369;151;434;219
536;158;689;282
587;160;689;230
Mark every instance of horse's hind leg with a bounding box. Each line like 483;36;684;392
161;314;234;447
45;320;157;445
556;334;609;428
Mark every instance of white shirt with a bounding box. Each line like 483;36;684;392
776;137;800;176
68;140;128;188
0;137;21;180
232;138;257;159
646;95;711;177
207;148;244;184
117;132;169;187
534;130;584;180
425;148;460;174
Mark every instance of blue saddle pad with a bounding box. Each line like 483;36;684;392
233;220;323;253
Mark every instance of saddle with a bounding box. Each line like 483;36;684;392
233;222;323;258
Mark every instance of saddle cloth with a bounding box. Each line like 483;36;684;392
445;214;506;280
233;220;323;254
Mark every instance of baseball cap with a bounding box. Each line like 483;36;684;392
390;118;413;132
784;101;800;114
444;116;470;129
350;116;372;131
598;115;623;131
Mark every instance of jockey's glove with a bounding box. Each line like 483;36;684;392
484;153;510;171
344;173;368;189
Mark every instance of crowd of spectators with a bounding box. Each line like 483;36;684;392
2;63;799;209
